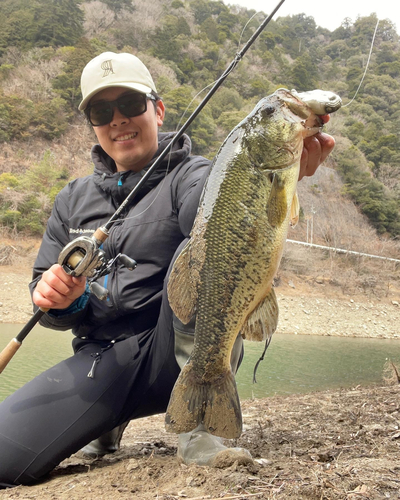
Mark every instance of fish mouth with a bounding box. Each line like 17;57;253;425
275;89;324;135
303;118;324;138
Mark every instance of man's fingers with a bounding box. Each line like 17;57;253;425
34;281;68;307
33;264;87;309
42;269;75;296
299;132;335;181
318;132;335;163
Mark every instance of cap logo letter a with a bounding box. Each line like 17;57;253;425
101;60;114;77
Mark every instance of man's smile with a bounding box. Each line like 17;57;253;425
114;132;138;142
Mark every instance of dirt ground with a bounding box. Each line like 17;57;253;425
0;257;400;499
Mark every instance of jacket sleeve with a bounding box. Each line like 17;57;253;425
173;156;211;237
29;184;90;331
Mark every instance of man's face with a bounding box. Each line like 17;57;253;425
90;86;165;172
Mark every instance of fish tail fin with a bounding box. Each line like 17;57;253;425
165;362;242;439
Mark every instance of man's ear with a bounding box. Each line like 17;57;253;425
156;100;165;127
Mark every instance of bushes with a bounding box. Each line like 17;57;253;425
334;145;400;236
0;151;69;236
0;0;84;55
0;93;70;141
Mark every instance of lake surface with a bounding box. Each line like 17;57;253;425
1;324;399;402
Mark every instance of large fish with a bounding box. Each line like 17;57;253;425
165;88;341;439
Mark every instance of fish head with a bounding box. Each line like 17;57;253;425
240;88;322;170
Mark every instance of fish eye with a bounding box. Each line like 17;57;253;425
262;106;275;116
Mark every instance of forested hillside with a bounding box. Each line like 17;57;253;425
0;0;399;241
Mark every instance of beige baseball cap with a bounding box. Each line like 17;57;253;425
79;52;157;111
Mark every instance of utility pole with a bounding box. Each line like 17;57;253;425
310;205;316;245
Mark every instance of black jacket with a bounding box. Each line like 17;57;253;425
30;132;211;340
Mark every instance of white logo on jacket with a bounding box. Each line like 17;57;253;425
69;228;95;234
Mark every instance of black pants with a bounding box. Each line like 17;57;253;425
0;265;180;487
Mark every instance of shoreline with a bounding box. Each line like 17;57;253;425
0;266;400;340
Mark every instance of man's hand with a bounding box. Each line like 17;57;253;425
33;264;87;310
299;115;335;181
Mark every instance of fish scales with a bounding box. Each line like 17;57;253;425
166;88;342;439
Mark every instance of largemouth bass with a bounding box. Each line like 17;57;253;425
166;88;341;439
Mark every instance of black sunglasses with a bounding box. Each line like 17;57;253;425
85;92;156;126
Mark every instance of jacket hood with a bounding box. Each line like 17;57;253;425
91;132;192;206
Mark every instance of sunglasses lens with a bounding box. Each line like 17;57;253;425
89;103;113;126
119;94;147;117
88;93;148;126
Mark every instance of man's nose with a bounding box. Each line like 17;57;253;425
110;106;128;126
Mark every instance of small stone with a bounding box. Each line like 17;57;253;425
126;459;140;471
288;280;295;288
392;301;399;306
255;458;271;467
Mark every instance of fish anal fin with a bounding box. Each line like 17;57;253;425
240;288;279;342
167;240;198;324
290;190;300;227
267;173;288;227
165;363;242;439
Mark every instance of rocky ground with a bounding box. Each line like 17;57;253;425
0;256;400;499
0;386;399;500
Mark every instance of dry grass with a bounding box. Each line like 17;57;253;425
383;359;400;386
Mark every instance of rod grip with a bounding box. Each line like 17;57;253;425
0;338;22;374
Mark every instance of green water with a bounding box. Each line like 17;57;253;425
236;334;400;399
0;324;73;401
1;324;399;402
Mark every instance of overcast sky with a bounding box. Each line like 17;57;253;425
224;0;399;33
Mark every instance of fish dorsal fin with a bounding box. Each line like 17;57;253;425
267;173;288;227
167;239;199;324
290;190;300;227
240;288;279;342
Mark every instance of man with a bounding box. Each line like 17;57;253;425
0;52;335;487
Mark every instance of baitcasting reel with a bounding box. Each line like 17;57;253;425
58;229;136;301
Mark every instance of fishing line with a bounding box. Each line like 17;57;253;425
342;19;380;108
253;334;272;384
174;10;262;133
239;11;262;47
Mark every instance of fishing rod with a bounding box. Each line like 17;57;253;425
0;0;287;374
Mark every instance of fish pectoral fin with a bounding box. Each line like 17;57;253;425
267;173;288;227
240;288;279;342
165;362;242;439
290;190;300;227
167;240;199;324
